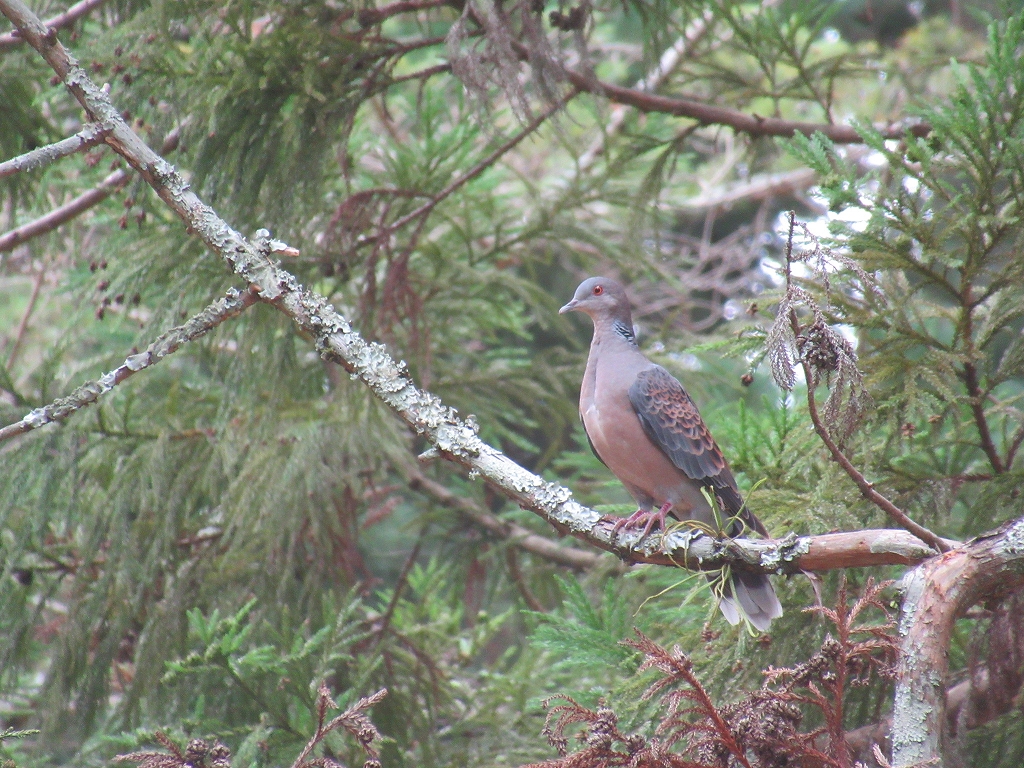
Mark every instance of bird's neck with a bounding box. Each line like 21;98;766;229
591;314;637;348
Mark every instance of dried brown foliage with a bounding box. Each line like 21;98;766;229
290;684;388;768
115;734;230;768
530;579;897;768
766;212;876;443
115;686;386;768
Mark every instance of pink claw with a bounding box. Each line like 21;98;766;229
611;502;673;540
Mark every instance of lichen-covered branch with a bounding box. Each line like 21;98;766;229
0;121;111;179
0;286;260;443
891;517;1024;766
0;0;958;579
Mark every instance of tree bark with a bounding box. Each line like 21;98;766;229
891;517;1024;766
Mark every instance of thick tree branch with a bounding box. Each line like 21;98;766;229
0;286;260;443
0;121;111;178
891;517;1024;766
0;0;107;49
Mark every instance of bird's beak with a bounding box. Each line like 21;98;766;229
559;299;578;315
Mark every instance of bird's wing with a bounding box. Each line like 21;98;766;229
628;365;766;536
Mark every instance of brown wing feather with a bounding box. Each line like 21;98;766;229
628;365;766;536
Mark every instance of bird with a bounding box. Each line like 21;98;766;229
560;276;782;630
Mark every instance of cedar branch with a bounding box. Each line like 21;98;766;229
0;121;111;178
0;0;107;49
0;0;953;579
0;286;260;443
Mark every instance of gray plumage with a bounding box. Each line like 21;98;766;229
560;276;782;630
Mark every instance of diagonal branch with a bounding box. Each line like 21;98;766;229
0;0;956;579
0;0;107;49
0;285;260;443
507;40;931;145
403;463;605;570
963;360;1005;474
0;127;179;253
4;258;45;369
792;332;949;554
366;89;577;243
0;121;111;178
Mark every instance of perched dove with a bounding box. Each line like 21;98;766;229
560;276;782;630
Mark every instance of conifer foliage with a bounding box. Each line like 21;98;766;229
3;1;1024;767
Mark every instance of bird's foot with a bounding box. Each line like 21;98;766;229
611;502;673;541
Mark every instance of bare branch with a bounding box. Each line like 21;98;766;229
0;121;111;178
403;464;606;570
0;127;179;253
679;167;819;214
0;164;129;253
577;10;717;171
0;0;955;578
507;41;930;145
794;341;949;553
5;260;45;369
963;359;1005;474
368;90;577;241
0;0;107;49
0;286;260;443
892;517;1024;766
777;213;949;553
356;0;450;27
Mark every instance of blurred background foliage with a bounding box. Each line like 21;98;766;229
3;0;1024;765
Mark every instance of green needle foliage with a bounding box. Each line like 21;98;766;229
4;1;1024;766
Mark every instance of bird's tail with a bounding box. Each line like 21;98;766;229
717;571;783;632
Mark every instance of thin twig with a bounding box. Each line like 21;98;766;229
371;527;425;645
0;121;111;178
0;128;179;253
403;464;605;569
356;0;450;27
0;285;260;443
363;90;578;244
1005;423;1024;470
0;0;107;48
781;217;948;554
963;359;1005;474
505;546;544;611
386;62;451;87
577;9;717;171
5;261;45;369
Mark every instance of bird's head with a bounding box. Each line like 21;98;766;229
559;277;632;323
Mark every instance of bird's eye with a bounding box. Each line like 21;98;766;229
593;285;604;296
